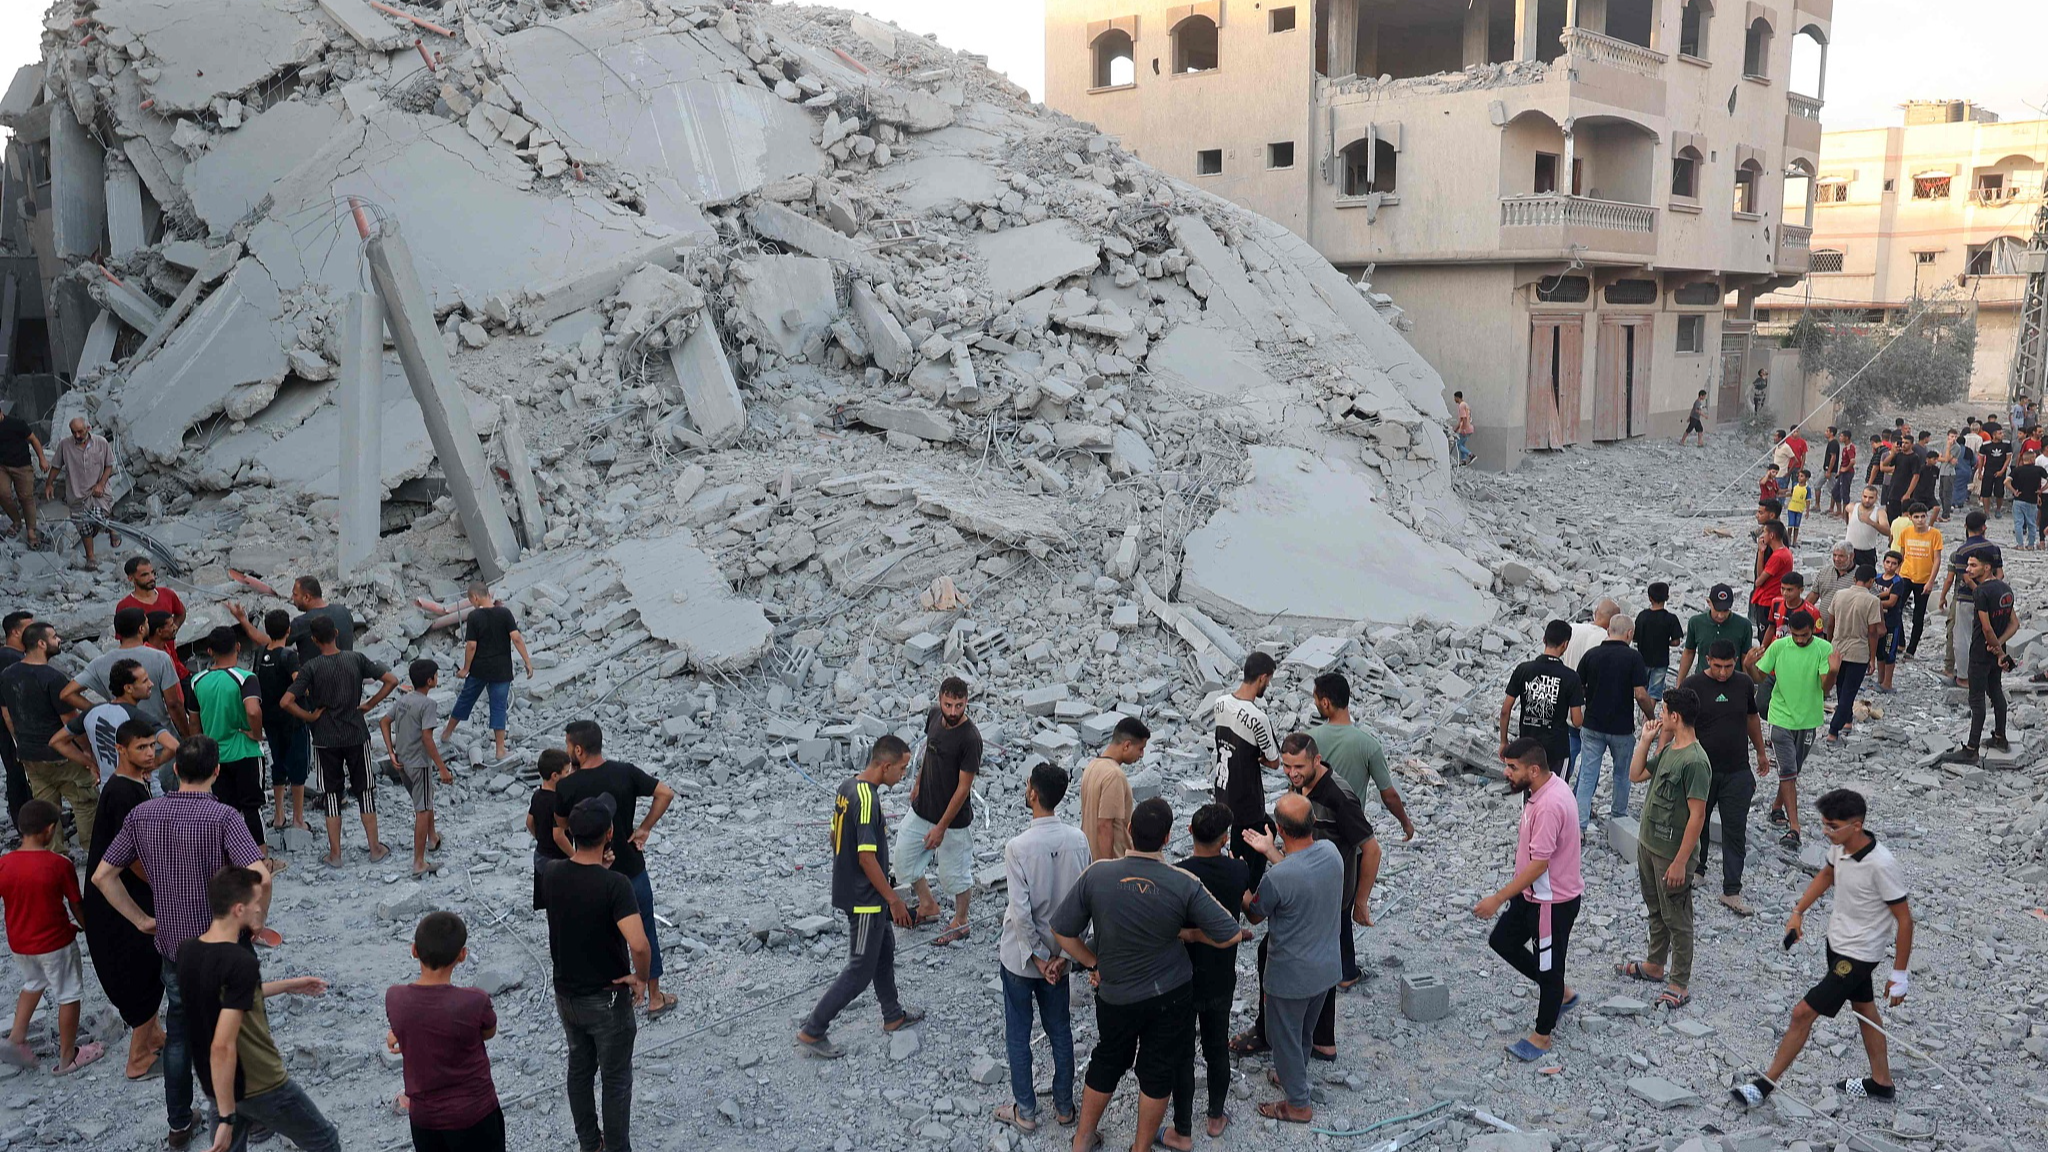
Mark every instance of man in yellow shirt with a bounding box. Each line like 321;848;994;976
1888;502;1944;658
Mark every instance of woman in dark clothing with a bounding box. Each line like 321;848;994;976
83;753;164;1079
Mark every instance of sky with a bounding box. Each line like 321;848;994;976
0;0;2044;139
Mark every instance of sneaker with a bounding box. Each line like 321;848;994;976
1718;893;1756;917
795;1032;844;1059
1988;734;2010;753
1840;1076;1896;1101
1938;746;1980;765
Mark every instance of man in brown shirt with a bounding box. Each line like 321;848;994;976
1077;717;1149;861
44;418;119;565
1823;565;1885;744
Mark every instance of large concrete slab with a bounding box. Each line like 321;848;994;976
975;221;1100;302
851;281;913;376
497;6;824;229
733;255;836;358
314;0;405;49
248;111;681;313
876;155;1003;212
0;65;41;123
607;534;772;672
104;162;146;258
1169;215;1280;341
1181;446;1493;630
47;103;105;261
187;100;349;236
95;0;319;114
746;202;885;278
115;258;291;465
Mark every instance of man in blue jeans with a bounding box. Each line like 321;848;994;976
552;721;677;1018
544;798;651;1152
994;762;1087;1132
1574;614;1654;829
439;583;532;765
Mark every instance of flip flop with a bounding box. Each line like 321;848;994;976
1228;1030;1269;1056
883;1007;926;1031
1255;1101;1310;1124
994;1104;1039;1133
367;845;391;863
0;1041;34;1069
55;1042;105;1076
1616;961;1663;982
931;924;971;947
1206;1112;1232;1138
1558;993;1583;1016
646;991;679;1018
1057;1109;1079;1128
1505;1038;1549;1063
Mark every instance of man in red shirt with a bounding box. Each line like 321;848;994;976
1752;520;1794;633
1785;430;1809;475
117;558;186;647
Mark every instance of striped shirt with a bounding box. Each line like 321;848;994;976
101;791;263;960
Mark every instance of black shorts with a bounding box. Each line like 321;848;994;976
1086;982;1194;1099
1981;474;2001;498
1685;417;1703;433
1803;947;1880;1017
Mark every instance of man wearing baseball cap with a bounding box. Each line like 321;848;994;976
1676;585;1755;684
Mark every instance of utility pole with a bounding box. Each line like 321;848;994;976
2008;199;2048;406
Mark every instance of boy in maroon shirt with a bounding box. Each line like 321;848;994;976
386;911;503;1151
0;800;101;1073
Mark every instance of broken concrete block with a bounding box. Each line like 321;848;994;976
1606;815;1640;860
1079;712;1126;745
1398;973;1450;1022
1626;1076;1701;1109
904;633;944;666
116;259;290;465
665;322;746;447
747;202;885;277
1285;635;1352;674
975;221;1101;302
734;255;836;357
849;403;954;444
849;13;898;57
607;534;773;672
316;0;405;48
867;86;954;132
1022;683;1070;717
851;281;913;375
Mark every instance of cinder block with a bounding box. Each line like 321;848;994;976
1606;815;1640;860
904;632;943;665
1398;973;1450;1022
1080;711;1127;745
1021;682;1070;716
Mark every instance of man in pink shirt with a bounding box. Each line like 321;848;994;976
1472;736;1584;1062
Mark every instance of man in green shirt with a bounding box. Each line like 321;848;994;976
1619;688;1711;1009
1754;611;1835;852
1676;585;1755;682
192;628;268;854
1307;673;1414;841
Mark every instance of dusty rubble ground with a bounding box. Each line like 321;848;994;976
4;425;2046;1152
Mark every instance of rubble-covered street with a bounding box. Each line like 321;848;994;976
0;0;2042;1150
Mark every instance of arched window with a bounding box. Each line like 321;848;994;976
1734;159;1762;214
1172;16;1218;73
1742;17;1772;78
1790;24;1826;98
1092;29;1135;88
1672;146;1704;199
1679;0;1712;58
1340;137;1398;195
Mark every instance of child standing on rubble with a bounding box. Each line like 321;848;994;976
1786;469;1812;545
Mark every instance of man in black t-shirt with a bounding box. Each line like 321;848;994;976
0;402;46;548
798;736;918;1059
895;677;983;943
440;582;532;764
554;720;676;1018
544;798;651;1152
1947;549;2016;764
1170;803;1248;1143
283;576;356;664
1680;641;1770;913
1634;584;1684;700
1978;425;2013;514
250;610;308;832
2006;454;2046;550
1499;620;1585;776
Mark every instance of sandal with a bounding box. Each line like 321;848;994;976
1256;1101;1311;1124
1617;961;1663;982
55;1042;105;1076
367;845;391;863
1658;989;1692;1010
645;991;679;1018
883;1007;926;1031
1056;1109;1079;1128
931;924;971;947
1228;1030;1269;1056
1206;1112;1232;1138
993;1104;1038;1133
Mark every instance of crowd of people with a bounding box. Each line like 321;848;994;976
0;405;2021;1151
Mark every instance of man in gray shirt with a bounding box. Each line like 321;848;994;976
1053;798;1240;1152
1242;792;1343;1125
65;607;190;737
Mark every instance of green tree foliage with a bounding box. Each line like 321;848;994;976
1793;292;1977;427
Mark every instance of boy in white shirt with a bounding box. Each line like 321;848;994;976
1732;788;1912;1109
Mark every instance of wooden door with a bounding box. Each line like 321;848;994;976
1595;316;1653;441
1526;316;1584;450
1717;330;1749;421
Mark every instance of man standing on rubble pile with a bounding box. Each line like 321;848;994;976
1676;585;1753;684
895;676;982;946
797;736;922;1060
1499;620;1584;778
438;582;532;767
1573;613;1654;831
1307;672;1415;846
1681;641;1770;915
554;720;679;1018
0;400;47;551
1240;792;1342;1126
1213;654;1283;892
1079;717;1149;862
1474;737;1583;1062
43;418;119;567
280;615;396;866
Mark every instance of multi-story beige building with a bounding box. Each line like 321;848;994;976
1756;100;2048;400
1045;0;1828;468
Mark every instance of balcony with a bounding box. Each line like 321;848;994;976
1785;93;1823;158
1776;224;1812;275
1971;186;2029;206
1788;93;1823;120
1500;194;1658;257
1559;28;1668;79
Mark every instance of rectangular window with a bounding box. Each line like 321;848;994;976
1195;148;1223;176
1269;6;1296;32
1535;153;1559;194
1809;250;1845;272
1267;142;1295;169
1818;180;1848;202
1914;250;1938;264
1678;314;1704;354
1913;175;1950;199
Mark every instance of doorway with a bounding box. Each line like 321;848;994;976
1718;330;1751;420
1526;316;1584;450
1594;316;1653;441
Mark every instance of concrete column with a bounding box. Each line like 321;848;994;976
498;395;548;549
364;222;519;580
1803;172;1817;228
1462;0;1491;67
1514;0;1541;60
105;160;146;259
336;292;383;577
1562;123;1576;196
1816;42;1829;101
1326;0;1358;76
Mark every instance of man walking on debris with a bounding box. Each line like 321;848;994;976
1937;512;1998;688
1943;548;2015;765
1168;804;1247;1145
1053;798;1241;1152
438;582;532;765
1474;737;1583;1062
43;418;118;567
281;615;396;866
543;797;650;1152
1679;390;1707;447
994;762;1087;1133
1079;717;1149;862
1617;688;1710;1010
553;720;678;1017
798;736;921;1060
1675;585;1753;684
896;677;982;946
1241;792;1342;1126
1573;613;1653;831
1500;620;1584;777
1823;567;1885;746
1732;789;1912;1112
1308;672;1415;843
1213;653;1282;890
1756;610;1834;851
1681;641;1769;915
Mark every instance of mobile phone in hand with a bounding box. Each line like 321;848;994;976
1782;929;1798;951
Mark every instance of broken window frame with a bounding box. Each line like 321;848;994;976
1966;236;2030;277
1338;134;1399;198
1678;0;1712;60
1091;29;1138;90
1171;15;1220;74
1676;314;1707;354
1912;174;1952;200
